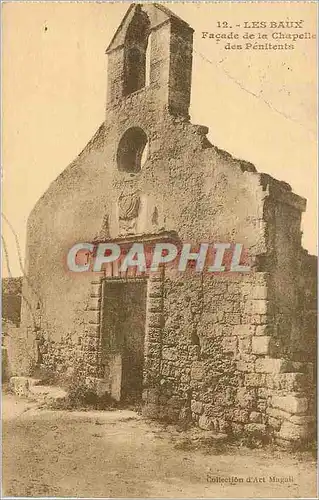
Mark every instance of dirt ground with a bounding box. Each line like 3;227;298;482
2;393;317;498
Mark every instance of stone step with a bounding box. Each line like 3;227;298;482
10;376;67;404
10;376;43;397
28;384;67;404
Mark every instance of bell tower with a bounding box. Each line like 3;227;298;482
105;3;194;118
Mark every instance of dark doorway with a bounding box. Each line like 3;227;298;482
101;280;147;404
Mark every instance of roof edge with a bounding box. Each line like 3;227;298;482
105;3;193;54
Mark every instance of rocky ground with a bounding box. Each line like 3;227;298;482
2;393;317;498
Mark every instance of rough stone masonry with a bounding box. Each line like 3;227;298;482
6;3;317;447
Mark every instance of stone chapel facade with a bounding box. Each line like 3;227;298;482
10;3;316;445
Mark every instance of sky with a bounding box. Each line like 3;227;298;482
2;1;317;277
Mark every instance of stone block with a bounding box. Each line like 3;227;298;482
257;387;269;399
250;285;268;300
218;419;231;434
85;376;98;390
191;400;203;415
232;302;242;313
88;298;101;311
146;327;161;342
288;415;315;425
231;422;244;435
200;321;224;336
236;360;255;372
147;312;162;328
240;284;255;298
148;282;163;298
191;361;205;381
271;395;308;415
227;283;241;294
238;337;251;353
255;358;289;373
244;300;269;315
232;325;255;337
86;324;100;337
273;437;296;449
252;336;271;355
278;421;312;441
237;388;257;409
249;411;262;423
219;301;233;313
290;361;308;373
232;409;249;423
257;399;267;412
207;283;227;295
202;312;224;324
245;423;266;435
90;276;102;285
255;325;272;336
90;283;102;298
267;416;281;431
205;371;223;387
305;362;315;382
86;338;99;351
203;402;217;417
10;376;30;397
87;310;101;324
162;347;177;361
247;314;269;325
146;343;161;358
198;414;215;431
244;373;265;387
265;374;281;390
148;298;163;312
180;372;191;384
222;336;237;353
224;313;241;325
283;373;309;392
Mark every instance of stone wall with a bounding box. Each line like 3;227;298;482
2;277;23;381
2;277;22;331
4;326;35;378
139;270;316;446
17;98;316;447
14;3;316;447
295;251;317;364
19;111;269;372
20;3;309;371
26;263;315;446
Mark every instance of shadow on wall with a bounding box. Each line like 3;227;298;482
2;277;23;334
2;277;23;382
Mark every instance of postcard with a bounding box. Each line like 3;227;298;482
2;1;317;498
